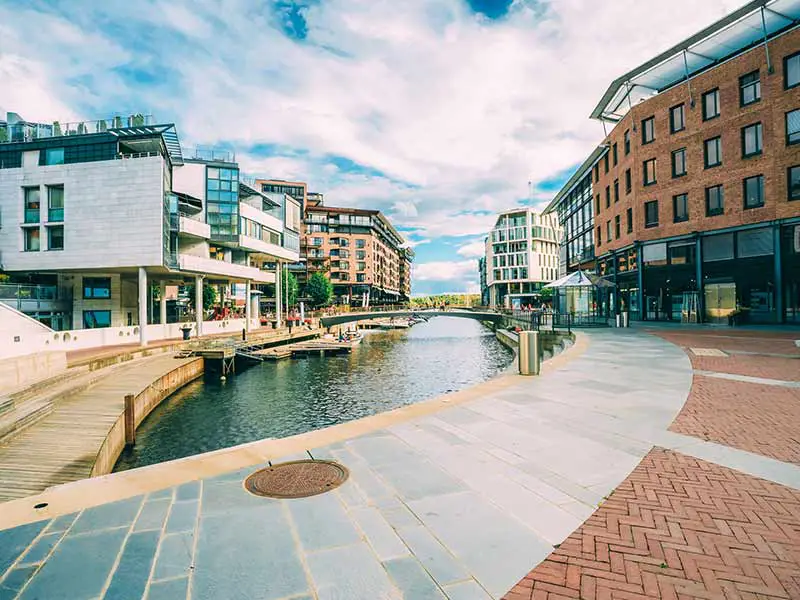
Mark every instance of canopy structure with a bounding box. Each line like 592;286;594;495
545;270;615;289
546;270;614;319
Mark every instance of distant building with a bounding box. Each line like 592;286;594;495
478;253;489;306
484;208;561;309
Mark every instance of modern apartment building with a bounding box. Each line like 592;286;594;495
484;208;561;308
589;0;800;324
0;112;299;343
302;204;412;304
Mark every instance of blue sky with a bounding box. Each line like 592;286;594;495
0;0;741;294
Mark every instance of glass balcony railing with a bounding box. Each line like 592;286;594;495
0;284;66;302
48;208;64;222
24;208;39;223
1;114;155;144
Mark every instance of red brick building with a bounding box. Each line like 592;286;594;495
588;1;800;324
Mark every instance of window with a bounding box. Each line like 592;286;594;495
356;250;366;259
704;136;722;168
785;51;800;89
624;129;631;155
47;185;64;222
83;277;112;299
83;310;111;329
643;158;656;185
23;227;40;251
705;185;724;216
606;220;612;243
595;194;600;214
626;208;633;233
625;169;631;194
356;274;366;283
596;226;601;246
312;237;323;246
789;166;800;201
671;148;686;177
644;201;658;228
743;175;764;209
613;179;619;203
614;215;620;239
740;71;761;106
642;117;655;144
340;238;349;247
673;193;688;223
786;109;800;145
23;187;40;223
702;88;720;120
593;164;599;183
357;261;366;271
356;239;366;248
670;104;685;133
612;143;618;166
44;148;65;165
605;185;610;208
604;153;609;174
47;225;64;250
742;122;763;157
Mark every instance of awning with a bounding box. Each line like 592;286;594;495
545;270;615;289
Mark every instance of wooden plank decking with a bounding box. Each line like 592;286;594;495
0;353;198;502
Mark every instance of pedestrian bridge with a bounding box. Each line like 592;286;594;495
319;310;504;328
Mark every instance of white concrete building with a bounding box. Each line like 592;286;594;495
0;113;300;349
484;208;561;309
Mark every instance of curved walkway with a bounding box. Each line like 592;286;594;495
0;330;798;599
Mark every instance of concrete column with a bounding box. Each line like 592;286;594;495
138;267;148;347
245;280;252;332
195;274;203;337
159;281;167;325
275;262;282;329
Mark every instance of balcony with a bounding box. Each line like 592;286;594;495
178;216;211;239
178;254;273;283
0;284;71;313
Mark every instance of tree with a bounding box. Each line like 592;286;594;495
306;272;333;308
186;283;217;311
282;270;299;307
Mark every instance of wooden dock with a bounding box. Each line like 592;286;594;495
251;337;361;361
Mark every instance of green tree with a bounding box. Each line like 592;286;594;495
186;283;217;311
282;270;299;307
306;272;333;308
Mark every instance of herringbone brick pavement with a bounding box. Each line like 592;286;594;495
502;448;800;600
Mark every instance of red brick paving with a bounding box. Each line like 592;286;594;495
502;448;800;600
649;329;800;357
689;355;800;382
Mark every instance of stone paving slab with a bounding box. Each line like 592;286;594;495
0;329;797;599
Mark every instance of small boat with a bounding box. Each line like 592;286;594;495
340;331;364;345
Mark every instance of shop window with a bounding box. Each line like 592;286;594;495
789;165;800;201
668;242;695;266
743;175;764;209
642;116;655;144
739;71;761;106
704;136;722;168
673;193;688;223
705;184;724;217
644;200;658;229
737;227;773;258
642;243;667;266
702;233;734;262
670;104;685;133
702;88;720;121
787;109;800;145
742;122;763;157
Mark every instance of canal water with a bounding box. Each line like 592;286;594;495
114;317;514;471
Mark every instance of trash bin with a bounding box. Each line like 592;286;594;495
180;326;192;340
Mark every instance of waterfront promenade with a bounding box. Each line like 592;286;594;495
0;328;797;599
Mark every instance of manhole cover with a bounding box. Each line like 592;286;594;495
244;460;349;499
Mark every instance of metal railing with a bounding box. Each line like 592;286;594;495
505;309;610;333
1;115;155;144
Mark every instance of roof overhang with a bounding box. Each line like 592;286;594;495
109;123;184;165
591;0;800;122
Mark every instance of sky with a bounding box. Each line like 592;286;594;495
0;0;743;294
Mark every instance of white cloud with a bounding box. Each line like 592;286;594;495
456;239;486;259
414;260;477;282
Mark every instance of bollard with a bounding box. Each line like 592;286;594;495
518;330;540;376
622;311;629;328
124;394;135;447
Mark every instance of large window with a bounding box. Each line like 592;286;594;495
671;148;686;177
614;215;620;239
785;51;800;90
612;143;618;166
641;117;655;144
643;158;657;185
44;147;65;166
47;185;64;222
83;310;111;329
605;185;610;208
626;208;632;233
47;225;64;250
702;88;720;120
24;187;40;223
673;193;688;223
606;220;612;243
705;185;724;217
603;153;609;174
83;277;111;299
625;169;631;194
704;136;722;168
789;166;800;201
787;109;800;145
740;71;761;106
613;179;619;203
742;123;763;157
670;104;685;133
624;129;631;155
596;226;601;247
644;201;658;228
743;175;764;209
23;227;40;252
206;166;239;241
